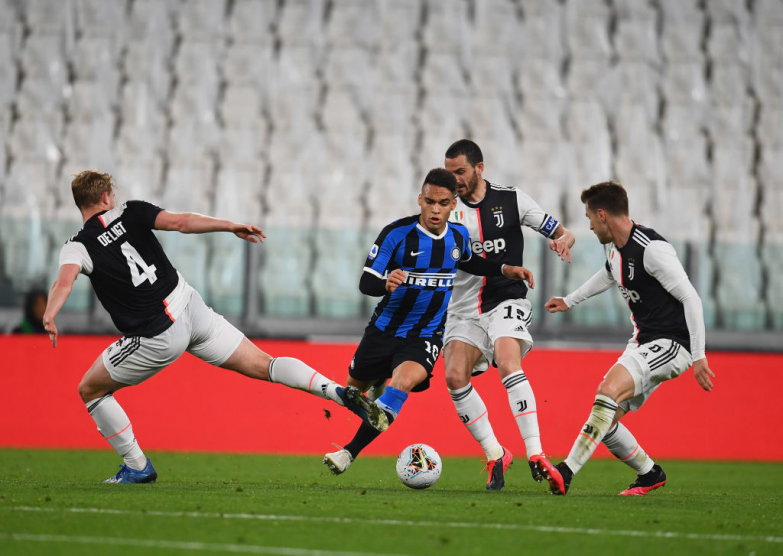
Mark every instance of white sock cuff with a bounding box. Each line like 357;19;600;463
501;370;527;389
448;383;473;401
594;394;618;413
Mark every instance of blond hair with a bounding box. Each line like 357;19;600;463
71;170;114;210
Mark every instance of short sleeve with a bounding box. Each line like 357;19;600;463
126;200;164;229
59;241;93;275
363;224;401;278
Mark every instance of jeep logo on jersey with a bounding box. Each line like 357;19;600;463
471;237;506;255
492;207;504;228
618;285;641;303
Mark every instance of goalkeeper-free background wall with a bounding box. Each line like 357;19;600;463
1;335;780;461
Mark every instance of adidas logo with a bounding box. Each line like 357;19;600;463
514;325;526;332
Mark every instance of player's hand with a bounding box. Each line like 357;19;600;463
545;297;569;313
549;229;574;263
43;314;58;348
501;265;534;289
386;269;408;293
233;224;266;243
692;358;714;392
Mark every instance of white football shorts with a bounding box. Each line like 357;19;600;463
444;299;534;376
102;290;245;385
614;338;693;412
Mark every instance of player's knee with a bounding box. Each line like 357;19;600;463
77;379;105;403
445;372;469;390
595;380;621;402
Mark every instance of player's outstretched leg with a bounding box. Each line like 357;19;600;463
337;385;389;432
619;464;667;496
87;393;155;483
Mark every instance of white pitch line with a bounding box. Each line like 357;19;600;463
0;533;408;556
7;506;783;545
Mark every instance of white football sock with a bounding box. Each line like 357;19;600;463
564;394;618;474
87;394;147;470
603;422;655;475
268;356;341;404
502;370;542;458
449;384;504;461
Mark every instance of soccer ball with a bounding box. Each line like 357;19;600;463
395;443;442;489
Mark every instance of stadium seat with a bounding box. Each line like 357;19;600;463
714;227;766;330
122;43;172;104
174;40;221;87
472;0;519;56
22;0;75;44
708;23;748;65
61;119;116;179
20;35;69;96
8;118;62;167
614;19;661;66
114;154;164;205
566;59;612;101
564;0;611;62
422;0;468;54
257;206;314;317
175;0;226;41
0;193;51;289
561;232;625;327
516;58;566;101
228;0;277;43
757;105;783;149
706;0;750;24
157;231;209;297
277;0;326;46
312;227;365;318
220;125;268;167
223;41;275;95
761;236;783;329
516;97;564;141
71;36;121;93
67;80;114;123
74;0;126;39
659;2;704;63
161;161;215;215
327;0;379;49
519;0;565;61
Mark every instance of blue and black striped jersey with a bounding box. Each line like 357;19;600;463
363;215;472;338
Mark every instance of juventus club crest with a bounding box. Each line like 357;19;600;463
491;206;504;228
628;259;635;280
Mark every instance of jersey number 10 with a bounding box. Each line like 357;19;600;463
121;241;158;286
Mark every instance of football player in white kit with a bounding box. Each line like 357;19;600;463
443;140;575;490
42;171;384;483
534;181;715;496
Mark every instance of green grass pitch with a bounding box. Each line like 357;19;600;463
1;449;781;555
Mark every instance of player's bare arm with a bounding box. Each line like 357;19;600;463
42;264;81;347
545;297;569;313
386;269;408;293
153;210;266;243
501;265;535;289
692;358;715;392
549;225;575;263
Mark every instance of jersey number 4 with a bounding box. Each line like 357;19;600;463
121;241;158;286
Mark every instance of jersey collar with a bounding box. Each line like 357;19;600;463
416;222;450;240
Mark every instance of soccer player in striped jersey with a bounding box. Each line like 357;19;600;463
323;169;536;475
443;139;575;490
533;181;715;496
43;171;379;484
